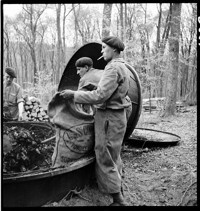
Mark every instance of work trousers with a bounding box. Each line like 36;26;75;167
94;108;127;194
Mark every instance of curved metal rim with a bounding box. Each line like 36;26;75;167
130;127;181;143
4;121;55;133
124;63;142;140
3;156;95;182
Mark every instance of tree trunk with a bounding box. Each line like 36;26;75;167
56;4;62;85
24;46;29;90
50;43;56;85
12;45;18;77
120;4;124;41
72;4;78;48
30;5;38;86
180;4;196;100
124;3;127;32
72;4;86;46
63;4;66;65
117;16;119;37
156;4;172;98
156;4;162;51
19;43;24;86
4;31;11;67
160;4;172;56
30;47;37;86
123;3;127;60
180;63;189;98
102;4;112;38
185;50;197;105
161;3;182;117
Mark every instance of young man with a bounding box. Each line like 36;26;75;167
3;67;24;121
75;57;103;114
76;57;103;90
60;36;131;206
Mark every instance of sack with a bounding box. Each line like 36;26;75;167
48;93;94;168
52;124;94;167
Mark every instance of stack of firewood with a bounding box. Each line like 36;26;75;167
23;97;49;122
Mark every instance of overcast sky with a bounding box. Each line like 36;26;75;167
3;4;22;17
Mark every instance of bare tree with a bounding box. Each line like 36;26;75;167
72;4;100;45
160;4;172;55
72;4;81;47
18;42;29;89
62;4;67;63
179;3;196;101
161;3;182;117
119;4;124;41
62;4;74;67
4;30;12;67
102;4;113;38
155;3;162;52
182;3;197;105
12;4;47;85
3;17;14;68
153;4;172;97
125;4;136;41
37;22;48;73
56;4;62;85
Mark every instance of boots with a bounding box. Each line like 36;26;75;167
110;192;127;206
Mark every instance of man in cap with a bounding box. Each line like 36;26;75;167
75;57;103;114
3;67;24;121
60;36;131;206
75;57;103;91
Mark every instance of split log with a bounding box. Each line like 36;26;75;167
23;96;50;122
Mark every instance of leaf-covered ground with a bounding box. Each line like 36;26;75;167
44;105;197;207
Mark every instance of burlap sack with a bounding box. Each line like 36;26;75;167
48;93;94;168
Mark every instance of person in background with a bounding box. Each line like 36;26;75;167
3;67;24;121
76;57;103;90
75;57;103;114
60;36;131;206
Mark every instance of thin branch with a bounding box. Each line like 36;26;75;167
176;180;197;206
64;4;79;18
115;3;120;14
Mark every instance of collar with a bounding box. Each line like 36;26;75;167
108;57;125;64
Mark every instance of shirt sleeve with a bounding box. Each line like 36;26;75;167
74;65;119;104
16;86;24;104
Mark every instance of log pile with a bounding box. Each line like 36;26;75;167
23;97;49;122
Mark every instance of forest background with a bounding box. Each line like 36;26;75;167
2;3;197;116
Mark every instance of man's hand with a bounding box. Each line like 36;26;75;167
59;89;75;100
18;102;24;121
18;113;23;121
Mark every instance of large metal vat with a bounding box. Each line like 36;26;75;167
3;121;95;207
3;155;95;207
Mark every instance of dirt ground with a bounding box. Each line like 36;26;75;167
44;105;197;207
